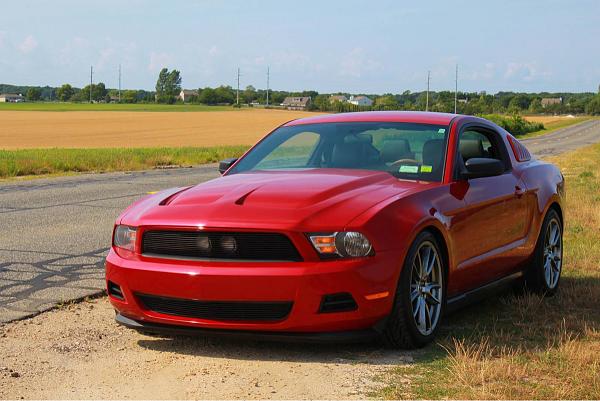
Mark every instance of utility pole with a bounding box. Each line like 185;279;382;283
236;67;240;107
454;64;458;114
426;70;430;112
266;66;270;107
118;64;122;103
89;66;93;103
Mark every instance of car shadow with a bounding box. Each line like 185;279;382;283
136;275;599;365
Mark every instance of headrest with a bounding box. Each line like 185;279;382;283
381;139;412;162
460;139;484;160
422;139;445;171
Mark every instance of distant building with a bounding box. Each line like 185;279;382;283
329;95;348;103
0;93;24;103
348;95;373;107
458;98;468;104
281;96;311;110
541;97;562;107
178;89;198;103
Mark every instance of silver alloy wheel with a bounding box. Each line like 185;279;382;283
410;241;443;336
543;217;562;289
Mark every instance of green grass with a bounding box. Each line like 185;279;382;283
0;146;249;179
380;143;600;400
519;116;596;139
0;102;234;112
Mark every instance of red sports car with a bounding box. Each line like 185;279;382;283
106;111;564;348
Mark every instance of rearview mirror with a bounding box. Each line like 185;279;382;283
218;158;238;174
461;158;504;179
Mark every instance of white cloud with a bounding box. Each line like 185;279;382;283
18;35;38;54
503;62;548;82
339;47;381;78
208;45;218;56
148;51;173;72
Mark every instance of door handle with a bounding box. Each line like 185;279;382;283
514;185;525;197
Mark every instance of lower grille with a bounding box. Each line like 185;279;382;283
137;293;293;322
319;292;358;313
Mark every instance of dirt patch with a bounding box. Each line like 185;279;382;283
0;109;319;150
0;297;412;399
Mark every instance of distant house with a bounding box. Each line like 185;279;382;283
329;95;348;103
178;89;198;103
541;97;562;108
0;93;24;103
348;95;373;107
458;98;468;104
281;96;311;110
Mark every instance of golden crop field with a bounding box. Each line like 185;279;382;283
0;109;320;149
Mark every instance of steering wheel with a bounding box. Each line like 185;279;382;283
389;159;420;168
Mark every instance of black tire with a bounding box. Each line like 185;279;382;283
524;208;563;295
381;231;446;349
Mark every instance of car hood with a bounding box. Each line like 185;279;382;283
119;169;436;231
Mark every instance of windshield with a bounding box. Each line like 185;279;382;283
229;122;449;182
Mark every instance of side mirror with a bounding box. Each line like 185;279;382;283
461;157;504;179
218;158;238;174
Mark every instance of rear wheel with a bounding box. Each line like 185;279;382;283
381;231;445;348
525;208;563;295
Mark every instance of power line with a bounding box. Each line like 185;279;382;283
426;70;430;112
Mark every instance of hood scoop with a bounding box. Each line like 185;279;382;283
234;188;259;205
159;186;192;206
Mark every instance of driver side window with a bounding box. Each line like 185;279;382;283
459;129;505;166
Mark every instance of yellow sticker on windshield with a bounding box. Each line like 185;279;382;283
421;165;433;173
399;165;419;173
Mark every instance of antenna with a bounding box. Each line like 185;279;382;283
454;64;458;114
118;64;122;103
236;67;240;106
266;66;270;107
426;70;430;112
89;65;93;103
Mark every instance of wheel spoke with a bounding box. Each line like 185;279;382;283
421;247;431;279
544;258;552;285
424;302;432;331
418;298;427;332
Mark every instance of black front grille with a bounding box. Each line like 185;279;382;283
137;293;293;321
142;230;302;261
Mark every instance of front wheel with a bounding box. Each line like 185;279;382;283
381;231;445;349
525;208;563;295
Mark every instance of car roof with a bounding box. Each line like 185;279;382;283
284;111;458;127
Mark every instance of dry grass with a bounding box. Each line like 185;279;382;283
383;143;600;400
0;109;319;149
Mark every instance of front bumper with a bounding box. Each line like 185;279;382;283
105;247;399;334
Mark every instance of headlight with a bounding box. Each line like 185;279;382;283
113;225;137;252
308;232;373;258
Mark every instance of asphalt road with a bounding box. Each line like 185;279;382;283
0;119;599;323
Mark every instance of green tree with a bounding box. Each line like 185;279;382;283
585;95;600;115
26;87;42;101
198;87;218;105
92;82;107;101
56;84;74;102
243;85;256;104
374;94;399;110
155;68;182;103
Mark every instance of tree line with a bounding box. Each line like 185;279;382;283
2;72;600;115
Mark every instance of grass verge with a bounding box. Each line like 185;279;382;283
0;146;249;179
0;102;234;112
380;143;600;399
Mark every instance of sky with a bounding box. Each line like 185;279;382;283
0;0;598;94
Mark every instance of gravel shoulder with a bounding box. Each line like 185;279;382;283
0;298;412;399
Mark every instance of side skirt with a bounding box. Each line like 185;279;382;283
446;271;524;313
